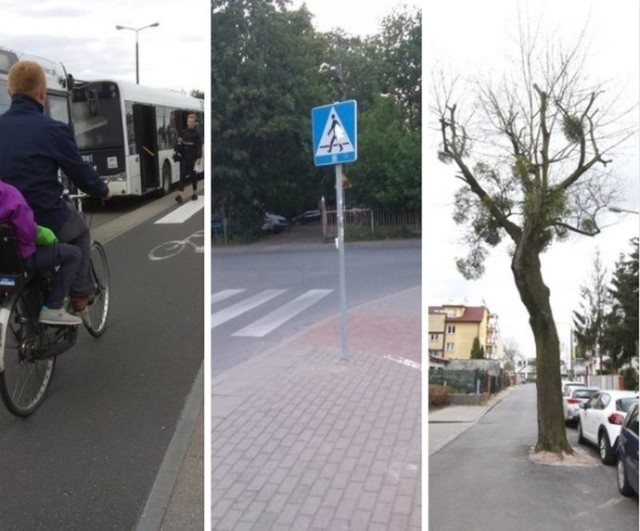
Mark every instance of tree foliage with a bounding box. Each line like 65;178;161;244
601;237;639;370
470;336;485;359
211;1;421;239
572;250;610;367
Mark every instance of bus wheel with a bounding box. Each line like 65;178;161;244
161;162;172;196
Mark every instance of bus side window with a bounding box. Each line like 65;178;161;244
125;101;137;155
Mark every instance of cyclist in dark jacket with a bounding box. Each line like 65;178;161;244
0;60;110;312
173;113;202;203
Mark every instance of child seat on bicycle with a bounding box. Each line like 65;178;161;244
0;179;82;326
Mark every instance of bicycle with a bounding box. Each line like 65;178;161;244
65;191;110;338
0;192;110;417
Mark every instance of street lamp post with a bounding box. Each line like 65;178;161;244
115;22;159;84
609;206;640;215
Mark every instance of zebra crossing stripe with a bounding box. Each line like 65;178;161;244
232;289;333;338
154;199;204;224
211;289;245;307
211;289;286;329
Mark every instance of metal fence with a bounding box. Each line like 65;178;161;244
322;203;421;239
429;368;513;395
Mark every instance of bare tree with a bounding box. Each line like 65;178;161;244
432;16;637;454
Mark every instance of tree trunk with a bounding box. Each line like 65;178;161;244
511;241;574;454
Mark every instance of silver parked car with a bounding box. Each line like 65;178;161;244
564;387;599;427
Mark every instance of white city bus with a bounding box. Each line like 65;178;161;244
71;79;204;196
0;46;72;123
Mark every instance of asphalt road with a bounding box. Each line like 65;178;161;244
429;383;638;531
211;232;421;375
0;198;203;529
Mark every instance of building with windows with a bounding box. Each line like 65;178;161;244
428;303;504;361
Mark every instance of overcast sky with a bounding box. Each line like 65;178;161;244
424;0;639;361
0;0;208;93
291;0;418;36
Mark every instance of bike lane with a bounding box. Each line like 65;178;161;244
0;197;204;529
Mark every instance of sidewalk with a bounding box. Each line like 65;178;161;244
428;387;514;456
428;383;639;530
211;286;422;530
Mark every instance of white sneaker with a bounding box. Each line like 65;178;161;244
39;307;82;326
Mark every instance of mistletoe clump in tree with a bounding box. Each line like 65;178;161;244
433;22;635;455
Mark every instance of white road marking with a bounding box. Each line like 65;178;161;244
154;198;204;224
232;289;333;338
384;355;421;371
211;289;245;306
211;289;286;329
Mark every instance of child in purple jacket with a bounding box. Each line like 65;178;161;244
0;179;82;325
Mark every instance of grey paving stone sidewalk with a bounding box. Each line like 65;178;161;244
212;288;421;530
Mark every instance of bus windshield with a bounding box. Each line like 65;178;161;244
46;93;71;125
71;82;124;150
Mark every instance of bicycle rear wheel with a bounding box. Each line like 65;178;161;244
83;241;110;337
0;291;56;417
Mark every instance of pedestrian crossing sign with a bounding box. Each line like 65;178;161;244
312;100;357;166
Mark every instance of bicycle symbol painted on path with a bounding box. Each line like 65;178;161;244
148;230;204;261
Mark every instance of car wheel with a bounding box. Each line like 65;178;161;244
577;421;586;444
617;457;635;496
598;432;615;465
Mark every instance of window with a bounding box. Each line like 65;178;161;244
445;342;455;352
71;84;124;150
429;334;439;341
447;325;456;334
46;93;70;124
0;81;10;115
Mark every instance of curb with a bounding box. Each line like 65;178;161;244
135;363;204;531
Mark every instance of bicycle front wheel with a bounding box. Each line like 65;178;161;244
0;291;56;417
83;241;110;337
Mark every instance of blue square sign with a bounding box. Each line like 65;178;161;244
312;100;357;166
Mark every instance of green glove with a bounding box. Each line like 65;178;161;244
36;226;58;245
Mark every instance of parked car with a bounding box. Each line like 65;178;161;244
265;212;289;231
261;215;277;234
211;216;224;236
292;209;321;224
561;380;586;396
578;390;639;465
616;402;639;497
563;387;599;426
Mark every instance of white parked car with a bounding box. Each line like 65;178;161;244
563;387;599;426
578;390;639;465
265;212;289;231
561;380;585;396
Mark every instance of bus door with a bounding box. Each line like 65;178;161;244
133;104;159;193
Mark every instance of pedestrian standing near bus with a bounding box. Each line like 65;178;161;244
173;113;203;203
0;60;110;314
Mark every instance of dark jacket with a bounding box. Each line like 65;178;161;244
177;127;202;162
0;94;108;234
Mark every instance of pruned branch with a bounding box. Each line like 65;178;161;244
551;219;601;237
443;104;522;242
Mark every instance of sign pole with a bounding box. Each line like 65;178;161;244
335;163;348;360
311;99;357;363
